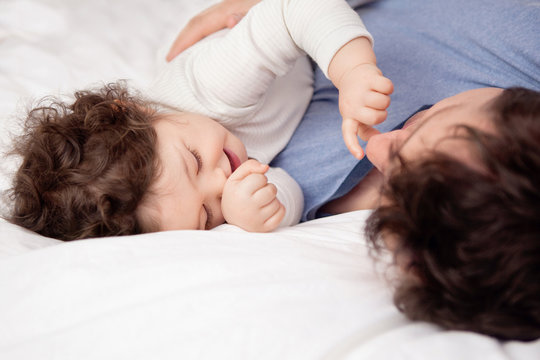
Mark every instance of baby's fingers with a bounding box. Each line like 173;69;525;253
236;173;269;196
356;121;381;142
252;182;278;205
261;200;286;231
229;159;267;182
365;91;391;110
342;118;381;159
258;197;282;219
348;107;388;127
372;75;394;95
342;119;364;159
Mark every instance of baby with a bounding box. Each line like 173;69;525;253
8;0;392;240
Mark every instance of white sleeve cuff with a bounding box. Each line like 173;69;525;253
265;167;304;227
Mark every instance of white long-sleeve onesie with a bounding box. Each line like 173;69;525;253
148;0;372;226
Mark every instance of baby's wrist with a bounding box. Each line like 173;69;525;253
336;62;379;90
328;36;376;88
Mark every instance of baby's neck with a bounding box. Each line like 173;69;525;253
320;168;383;214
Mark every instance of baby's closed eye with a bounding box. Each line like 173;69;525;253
189;148;203;174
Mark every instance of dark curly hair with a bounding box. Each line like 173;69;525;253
6;82;160;241
365;87;540;341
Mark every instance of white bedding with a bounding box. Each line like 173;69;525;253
0;0;539;358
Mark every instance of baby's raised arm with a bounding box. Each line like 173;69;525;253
328;38;394;159
153;0;376;120
164;0;392;160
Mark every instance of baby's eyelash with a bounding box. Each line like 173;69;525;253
189;148;203;173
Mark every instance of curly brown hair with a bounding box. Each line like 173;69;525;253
365;87;540;341
6;82;160;241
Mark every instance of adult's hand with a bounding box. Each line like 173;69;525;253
166;0;262;62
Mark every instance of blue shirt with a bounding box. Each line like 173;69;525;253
271;0;540;221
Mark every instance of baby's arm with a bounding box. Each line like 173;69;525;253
152;0;374;121
328;37;394;159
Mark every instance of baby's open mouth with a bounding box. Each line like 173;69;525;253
224;148;241;173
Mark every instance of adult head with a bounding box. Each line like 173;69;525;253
366;87;540;341
162;0;540;342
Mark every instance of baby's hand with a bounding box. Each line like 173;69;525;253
222;159;285;232
338;63;393;159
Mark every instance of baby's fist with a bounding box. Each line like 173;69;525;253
222;160;285;232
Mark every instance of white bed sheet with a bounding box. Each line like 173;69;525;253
0;0;539;359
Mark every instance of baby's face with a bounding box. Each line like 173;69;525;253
139;112;247;231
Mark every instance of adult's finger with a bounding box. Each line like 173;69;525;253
166;4;231;61
166;0;261;61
